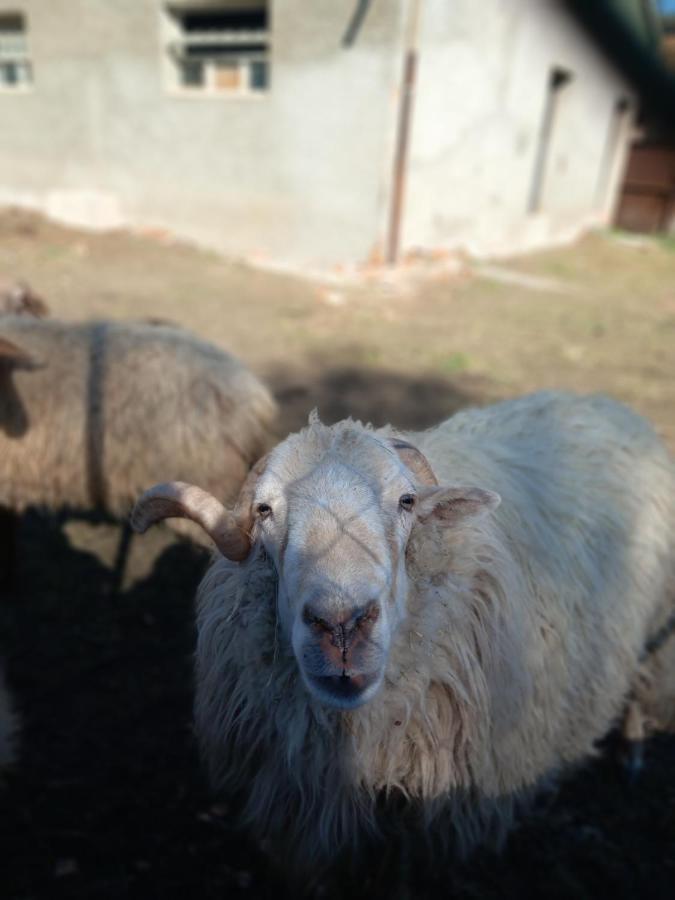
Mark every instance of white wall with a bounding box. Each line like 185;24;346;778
402;0;635;258
0;0;635;266
0;0;405;267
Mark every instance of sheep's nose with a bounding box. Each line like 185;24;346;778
302;601;380;646
300;600;384;708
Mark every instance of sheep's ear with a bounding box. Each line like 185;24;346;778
416;485;501;526
0;337;37;370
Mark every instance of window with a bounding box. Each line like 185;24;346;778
164;2;269;95
0;12;31;90
528;67;573;213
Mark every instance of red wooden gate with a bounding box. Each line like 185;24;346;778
615;142;675;233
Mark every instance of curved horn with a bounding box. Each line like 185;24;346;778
130;481;251;561
390;438;438;486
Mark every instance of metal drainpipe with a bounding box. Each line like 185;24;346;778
386;0;423;266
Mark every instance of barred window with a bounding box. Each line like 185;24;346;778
0;12;31;90
164;3;269;96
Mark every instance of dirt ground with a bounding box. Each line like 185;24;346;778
1;207;674;442
1;209;675;898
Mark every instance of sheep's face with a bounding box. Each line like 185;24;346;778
254;435;408;710
250;423;500;711
131;420;500;713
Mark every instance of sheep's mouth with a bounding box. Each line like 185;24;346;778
305;671;380;710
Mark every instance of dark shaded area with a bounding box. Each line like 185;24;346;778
0;344;43;438
0;512;267;900
169;7;268;33
269;363;494;435
565;0;675;133
0;507;17;587
0;370;30;438
0;511;674;899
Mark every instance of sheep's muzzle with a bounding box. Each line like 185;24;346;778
306;671;380;706
299;601;384;709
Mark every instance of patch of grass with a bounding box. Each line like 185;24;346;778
436;352;471;374
279;305;311;320
540;257;576;278
360;346;383;365
333;343;385;367
658;234;675;253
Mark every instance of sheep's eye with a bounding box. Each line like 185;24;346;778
256;503;272;520
399;493;416;511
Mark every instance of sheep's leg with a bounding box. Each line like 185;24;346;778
620;699;647;782
110;520;133;595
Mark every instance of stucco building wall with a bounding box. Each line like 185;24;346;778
0;0;634;266
403;0;635;257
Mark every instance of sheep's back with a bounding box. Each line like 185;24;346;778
0;318;277;516
100;322;277;513
409;391;675;767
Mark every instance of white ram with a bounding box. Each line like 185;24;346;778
132;391;675;868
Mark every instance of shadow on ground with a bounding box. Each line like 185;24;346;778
267;362;496;435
